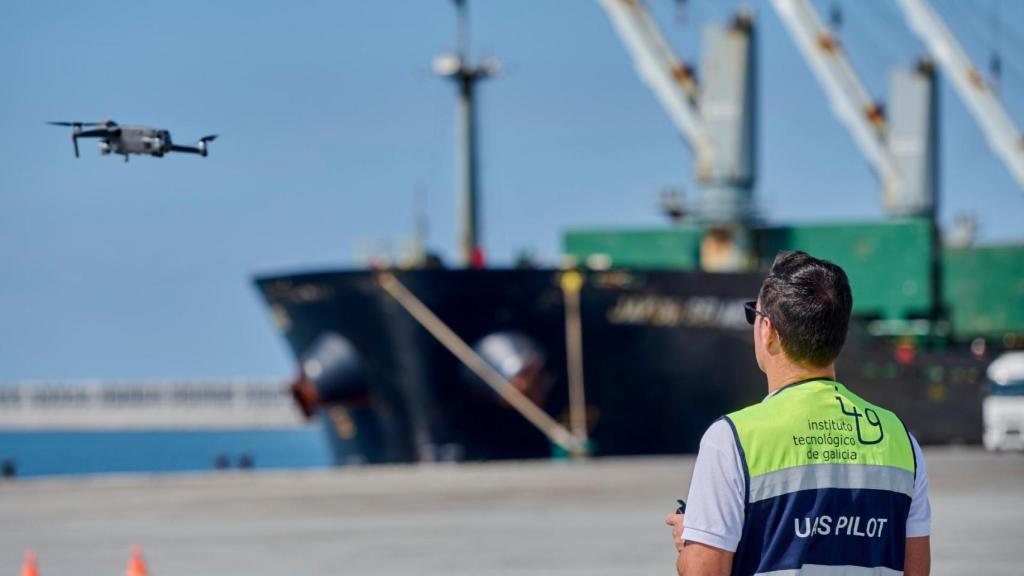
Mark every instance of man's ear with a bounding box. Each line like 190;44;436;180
764;318;783;356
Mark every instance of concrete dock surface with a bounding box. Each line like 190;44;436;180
1;447;1020;575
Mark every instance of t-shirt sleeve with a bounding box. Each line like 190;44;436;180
906;433;931;538
681;418;746;552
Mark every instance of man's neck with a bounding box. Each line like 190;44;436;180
766;363;836;395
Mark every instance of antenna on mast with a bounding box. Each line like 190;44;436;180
434;0;501;268
414;184;429;265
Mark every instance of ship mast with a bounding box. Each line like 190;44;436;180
435;0;500;267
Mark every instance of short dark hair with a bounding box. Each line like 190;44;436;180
758;250;853;367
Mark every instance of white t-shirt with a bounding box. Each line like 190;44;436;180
681;418;932;552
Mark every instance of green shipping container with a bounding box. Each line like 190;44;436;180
564;219;937;321
563;220;1024;336
942;246;1024;338
755;219;935;320
563;227;703;269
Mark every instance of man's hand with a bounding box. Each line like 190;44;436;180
664;512;685;553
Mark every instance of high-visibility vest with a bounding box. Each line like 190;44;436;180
724;378;916;576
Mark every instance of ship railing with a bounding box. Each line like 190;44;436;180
0;380;305;430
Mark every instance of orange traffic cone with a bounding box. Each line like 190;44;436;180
21;550;38;576
125;545;148;576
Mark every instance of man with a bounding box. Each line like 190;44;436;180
666;251;931;575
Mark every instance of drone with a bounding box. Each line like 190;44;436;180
47;120;217;162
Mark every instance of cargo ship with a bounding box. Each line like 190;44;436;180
256;221;1018;464
254;1;1023;465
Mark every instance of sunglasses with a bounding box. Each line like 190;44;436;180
744;301;767;325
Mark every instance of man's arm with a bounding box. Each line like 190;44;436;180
667;514;733;575
905;536;930;576
668;419;746;575
678;541;733;576
904;435;931;575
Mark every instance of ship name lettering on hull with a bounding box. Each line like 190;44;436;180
607;295;747;329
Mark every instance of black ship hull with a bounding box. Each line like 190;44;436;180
255;268;987;464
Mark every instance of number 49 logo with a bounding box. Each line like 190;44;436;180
835;396;884;445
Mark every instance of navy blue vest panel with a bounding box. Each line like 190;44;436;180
732;488;911;576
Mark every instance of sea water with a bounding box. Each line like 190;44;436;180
0;427;333;477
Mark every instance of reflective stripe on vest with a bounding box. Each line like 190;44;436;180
755;567;903;576
725;379;916;576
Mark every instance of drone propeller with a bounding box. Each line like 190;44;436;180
199;134;218;143
47;120;112;156
46;121;104;127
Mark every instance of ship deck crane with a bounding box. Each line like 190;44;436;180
599;0;715;181
599;0;759;266
600;0;759;270
895;0;1024;190
770;0;900;204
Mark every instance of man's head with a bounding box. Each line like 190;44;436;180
751;251;853;373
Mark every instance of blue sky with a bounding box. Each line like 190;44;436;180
1;0;1022;381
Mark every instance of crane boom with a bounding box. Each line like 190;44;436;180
599;0;715;180
771;0;900;196
895;0;1024;189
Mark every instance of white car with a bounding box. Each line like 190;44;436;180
983;352;1024;452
